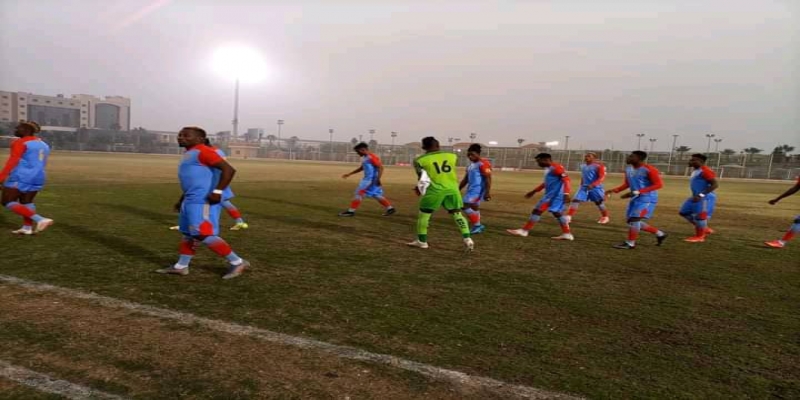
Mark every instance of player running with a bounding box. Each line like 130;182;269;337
564;152;610;224
459;144;492;234
679;154;719;242
764;177;800;248
338;142;395;217
507;153;574;241
608;151;666;249
156;126;249;279
407;136;474;251
0;121;54;235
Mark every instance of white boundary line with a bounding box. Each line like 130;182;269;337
0;274;582;400
0;360;125;400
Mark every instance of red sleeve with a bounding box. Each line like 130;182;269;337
479;160;492;176
0;140;26;182
700;166;716;181
563;175;572;194
590;164;606;187
368;153;383;168
638;165;663;193
550;164;571;194
197;146;224;166
612;174;629;193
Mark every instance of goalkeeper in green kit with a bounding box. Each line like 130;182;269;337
407;136;475;252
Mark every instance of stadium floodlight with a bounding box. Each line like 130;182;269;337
546;141;559;147
488;141;499;146
212;45;268;139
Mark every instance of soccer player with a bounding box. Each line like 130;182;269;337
207;139;248;230
407;136;474;251
338;142;395;217
156;126;249;279
679;154;719;242
608;151;666;249
459;144;492;234
764;177;800;248
506;153;574;240
565;152;610;224
0;121;54;235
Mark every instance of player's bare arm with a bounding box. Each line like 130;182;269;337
769;182;800;205
484;173;492;201
208;160;236;204
375;164;384;187
342;166;363;179
459;175;468;191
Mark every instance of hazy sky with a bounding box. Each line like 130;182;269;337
1;0;797;151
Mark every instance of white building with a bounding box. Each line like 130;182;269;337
0;91;131;131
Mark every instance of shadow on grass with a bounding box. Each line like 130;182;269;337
92;202;175;225
58;221;166;264
239;195;417;226
244;209;389;242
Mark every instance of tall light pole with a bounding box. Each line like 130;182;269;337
705;133;715;153
469;132;477;142
564;135;571;166
636;133;645;150
232;78;240;139
277;119;284;146
390;131;398;164
369;129;376;142
649;138;657;152
390;131;397;148
667;134;679;174
714;138;722;152
328;128;334;160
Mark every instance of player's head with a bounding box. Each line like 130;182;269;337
534;153;553;168
15;120;40;137
353;142;369;156
178;126;207;148
627;151;647;165
689;153;707;168
467;144;482;162
584;152;597;164
421;136;440;152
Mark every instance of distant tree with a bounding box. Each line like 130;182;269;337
517;138;525;147
368;139;378;149
265;134;277;149
743;147;763;161
675;145;691;160
350;137;358;146
287;136;299;150
772;144;796;163
721;148;736;162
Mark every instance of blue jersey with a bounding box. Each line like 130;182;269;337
179;144;224;204
580;162;605;189
0;136;50;186
466;158;492;192
213;148;235;200
621;164;662;201
540;163;570;198
690;166;716;196
361;153;383;182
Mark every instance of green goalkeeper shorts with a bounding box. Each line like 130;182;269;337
418;188;463;212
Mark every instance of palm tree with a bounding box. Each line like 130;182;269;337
772;144;795;162
721;148;736;162
265;134;277;149
368;139;378;149
517;138;525;147
350;137;358;146
743;147;763;161
675;145;691;160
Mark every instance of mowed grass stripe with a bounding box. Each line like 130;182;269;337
0;360;125;400
0;274;582;400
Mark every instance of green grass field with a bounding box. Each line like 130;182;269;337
1;151;798;399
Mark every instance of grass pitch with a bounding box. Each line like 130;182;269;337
1;151;798;399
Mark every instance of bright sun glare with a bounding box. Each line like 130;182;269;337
212;45;268;83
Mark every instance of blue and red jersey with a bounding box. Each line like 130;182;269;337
0;136;50;185
361;153;383;182
689;166;716;196
179;144;224;204
580;162;606;189
466;158;492;192
535;163;571;198
614;164;663;200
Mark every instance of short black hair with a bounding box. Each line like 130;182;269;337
691;153;707;162
421;136;439;150
467;143;482;154
181;126;207;137
204;138;211;146
631;150;648;160
353;142;368;150
534;153;552;160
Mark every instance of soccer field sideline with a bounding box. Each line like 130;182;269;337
0;274;582;400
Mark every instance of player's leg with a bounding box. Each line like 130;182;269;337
566;187;588;222
684;199;708;242
765;215;800;248
3;187;53;233
462;191;484;233
368;186;395;216
614;199;645;249
590;188;610;223
550;209;574;241
408;192;441;248
638;202;667;245
507;199;547;237
445;192;474;251
221;200;248;231
339;182;368;217
704;194;717;234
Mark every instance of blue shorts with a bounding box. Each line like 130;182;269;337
679;194;716;219
463;188;485;206
3;180;44;193
536;195;565;214
356;180;384;198
179;202;221;237
626;197;657;220
573;186;605;203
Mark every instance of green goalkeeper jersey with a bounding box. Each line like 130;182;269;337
414;151;460;193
